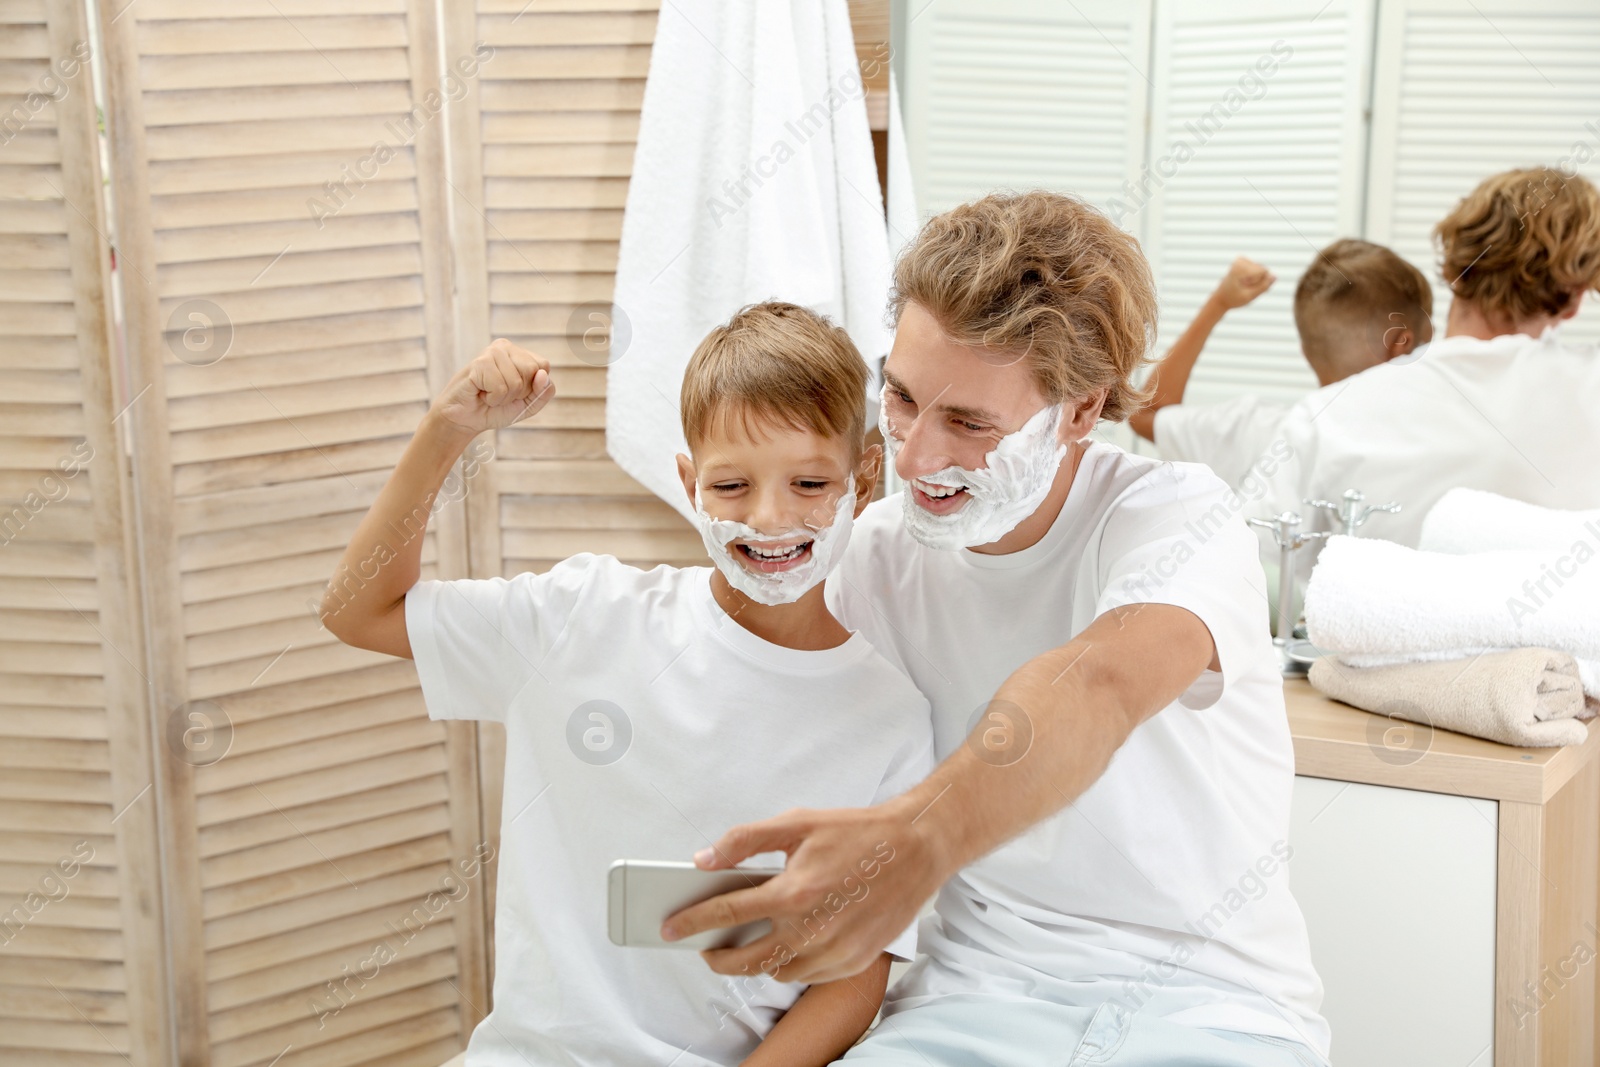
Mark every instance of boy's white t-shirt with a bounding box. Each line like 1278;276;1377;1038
1152;394;1292;490
826;441;1332;1060
406;554;935;1067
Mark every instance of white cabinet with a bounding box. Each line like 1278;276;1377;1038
1289;776;1498;1065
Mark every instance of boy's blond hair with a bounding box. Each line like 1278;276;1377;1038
1433;167;1600;323
1294;239;1434;378
888;190;1159;424
681;301;868;461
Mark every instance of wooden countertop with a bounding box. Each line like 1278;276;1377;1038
1285;678;1600;804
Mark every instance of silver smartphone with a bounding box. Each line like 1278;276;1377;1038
607;859;783;950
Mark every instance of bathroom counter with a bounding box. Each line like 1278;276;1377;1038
1283;678;1599;1067
1284;677;1600;804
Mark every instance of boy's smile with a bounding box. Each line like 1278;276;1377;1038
737;538;813;572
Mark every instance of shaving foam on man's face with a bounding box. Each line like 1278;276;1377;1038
680;422;862;606
879;301;1070;550
880;384;1066;550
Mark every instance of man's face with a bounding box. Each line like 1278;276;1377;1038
880;300;1056;519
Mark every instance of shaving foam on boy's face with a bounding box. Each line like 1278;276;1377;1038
679;421;864;606
692;484;855;606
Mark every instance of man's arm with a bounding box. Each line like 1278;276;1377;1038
1128;256;1275;442
320;339;553;658
661;602;1217;985
738;952;892;1067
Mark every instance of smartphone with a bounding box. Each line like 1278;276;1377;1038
607;859;783;950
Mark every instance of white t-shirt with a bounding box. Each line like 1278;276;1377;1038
826;442;1332;1059
1259;329;1600;577
1153;394;1292;491
406;554;935;1067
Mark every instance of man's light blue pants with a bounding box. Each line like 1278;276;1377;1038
837;994;1328;1067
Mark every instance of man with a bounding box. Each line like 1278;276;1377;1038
663;191;1331;1066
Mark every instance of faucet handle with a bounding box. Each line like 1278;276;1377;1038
1250;511;1331;552
1356;501;1401;528
1304;489;1400;536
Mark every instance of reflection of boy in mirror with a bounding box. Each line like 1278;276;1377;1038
1129;240;1433;489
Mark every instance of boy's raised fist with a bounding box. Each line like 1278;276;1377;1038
1214;256;1276;309
431;338;555;435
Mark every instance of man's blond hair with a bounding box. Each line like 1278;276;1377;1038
681;301;867;460
889;190;1159;423
1433;167;1600;323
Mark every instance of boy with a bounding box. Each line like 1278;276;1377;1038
1129;239;1433;487
320;301;936;1066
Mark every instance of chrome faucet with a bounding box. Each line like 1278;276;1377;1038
1249;489;1402;676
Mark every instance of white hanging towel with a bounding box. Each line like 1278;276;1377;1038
607;0;893;520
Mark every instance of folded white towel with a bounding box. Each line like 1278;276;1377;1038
1303;536;1600;696
1419;487;1600;556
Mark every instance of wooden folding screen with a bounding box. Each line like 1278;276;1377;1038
443;0;697;580
0;0;171;1063
3;0;889;1061
96;1;488;1063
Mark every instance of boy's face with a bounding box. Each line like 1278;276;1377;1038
676;417;878;576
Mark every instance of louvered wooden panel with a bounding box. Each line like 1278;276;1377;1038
441;0;691;1000
0;1;170;1064
902;0;1151;220
1142;0;1374;404
448;0;697;586
98;0;487;1063
1365;0;1600;345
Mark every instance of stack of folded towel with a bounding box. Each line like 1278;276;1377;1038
1303;488;1600;747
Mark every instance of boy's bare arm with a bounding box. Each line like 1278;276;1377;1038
1129;256;1275;442
738;952;893;1067
320;339;554;658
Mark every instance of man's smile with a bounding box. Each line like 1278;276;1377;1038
910;478;970;515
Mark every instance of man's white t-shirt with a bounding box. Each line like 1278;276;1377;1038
406;554;936;1067
1259;328;1600;576
826;441;1332;1059
1153;394;1292;490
